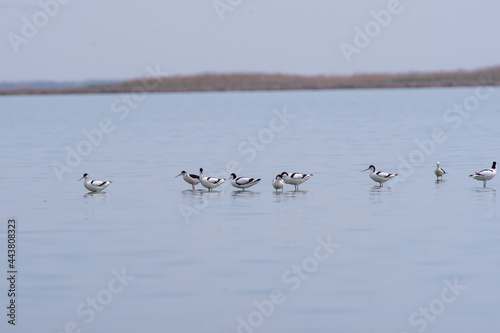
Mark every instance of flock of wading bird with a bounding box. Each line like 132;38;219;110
77;162;497;193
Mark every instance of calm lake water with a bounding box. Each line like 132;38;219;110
1;87;499;333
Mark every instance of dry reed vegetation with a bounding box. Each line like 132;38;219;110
3;66;500;95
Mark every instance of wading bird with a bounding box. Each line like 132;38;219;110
434;162;446;180
272;174;284;192
199;168;226;191
175;171;200;190
364;165;397;187
229;173;261;190
469;161;496;187
79;173;112;192
280;172;313;191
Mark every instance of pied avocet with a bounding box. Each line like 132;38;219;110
280;172;313;191
272;174;284;192
229;173;260;190
199;168;226;191
79;173;112;192
469;161;496;187
364;165;397;187
175;171;200;190
434;162;446;180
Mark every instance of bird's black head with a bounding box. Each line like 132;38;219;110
363;165;375;172
175;171;186;178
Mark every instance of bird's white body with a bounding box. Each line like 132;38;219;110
199;168;226;191
272;175;284;191
176;171;200;190
434;162;446;180
79;173;112;192
229;173;260;190
470;161;496;187
280;172;313;191
365;165;397;187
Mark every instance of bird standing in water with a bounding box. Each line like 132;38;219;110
469;161;496;187
364;165;397;187
175;171;200;190
272;174;284;192
79;173;112;192
435;162;446;180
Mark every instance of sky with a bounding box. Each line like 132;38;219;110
1;0;500;82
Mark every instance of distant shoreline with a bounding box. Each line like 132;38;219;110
1;66;499;96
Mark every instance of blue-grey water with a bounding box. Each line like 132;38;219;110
1;87;499;333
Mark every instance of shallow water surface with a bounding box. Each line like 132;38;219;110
1;88;499;333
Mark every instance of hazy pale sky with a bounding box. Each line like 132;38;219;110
1;0;500;81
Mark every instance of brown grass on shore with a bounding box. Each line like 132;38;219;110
2;66;500;96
